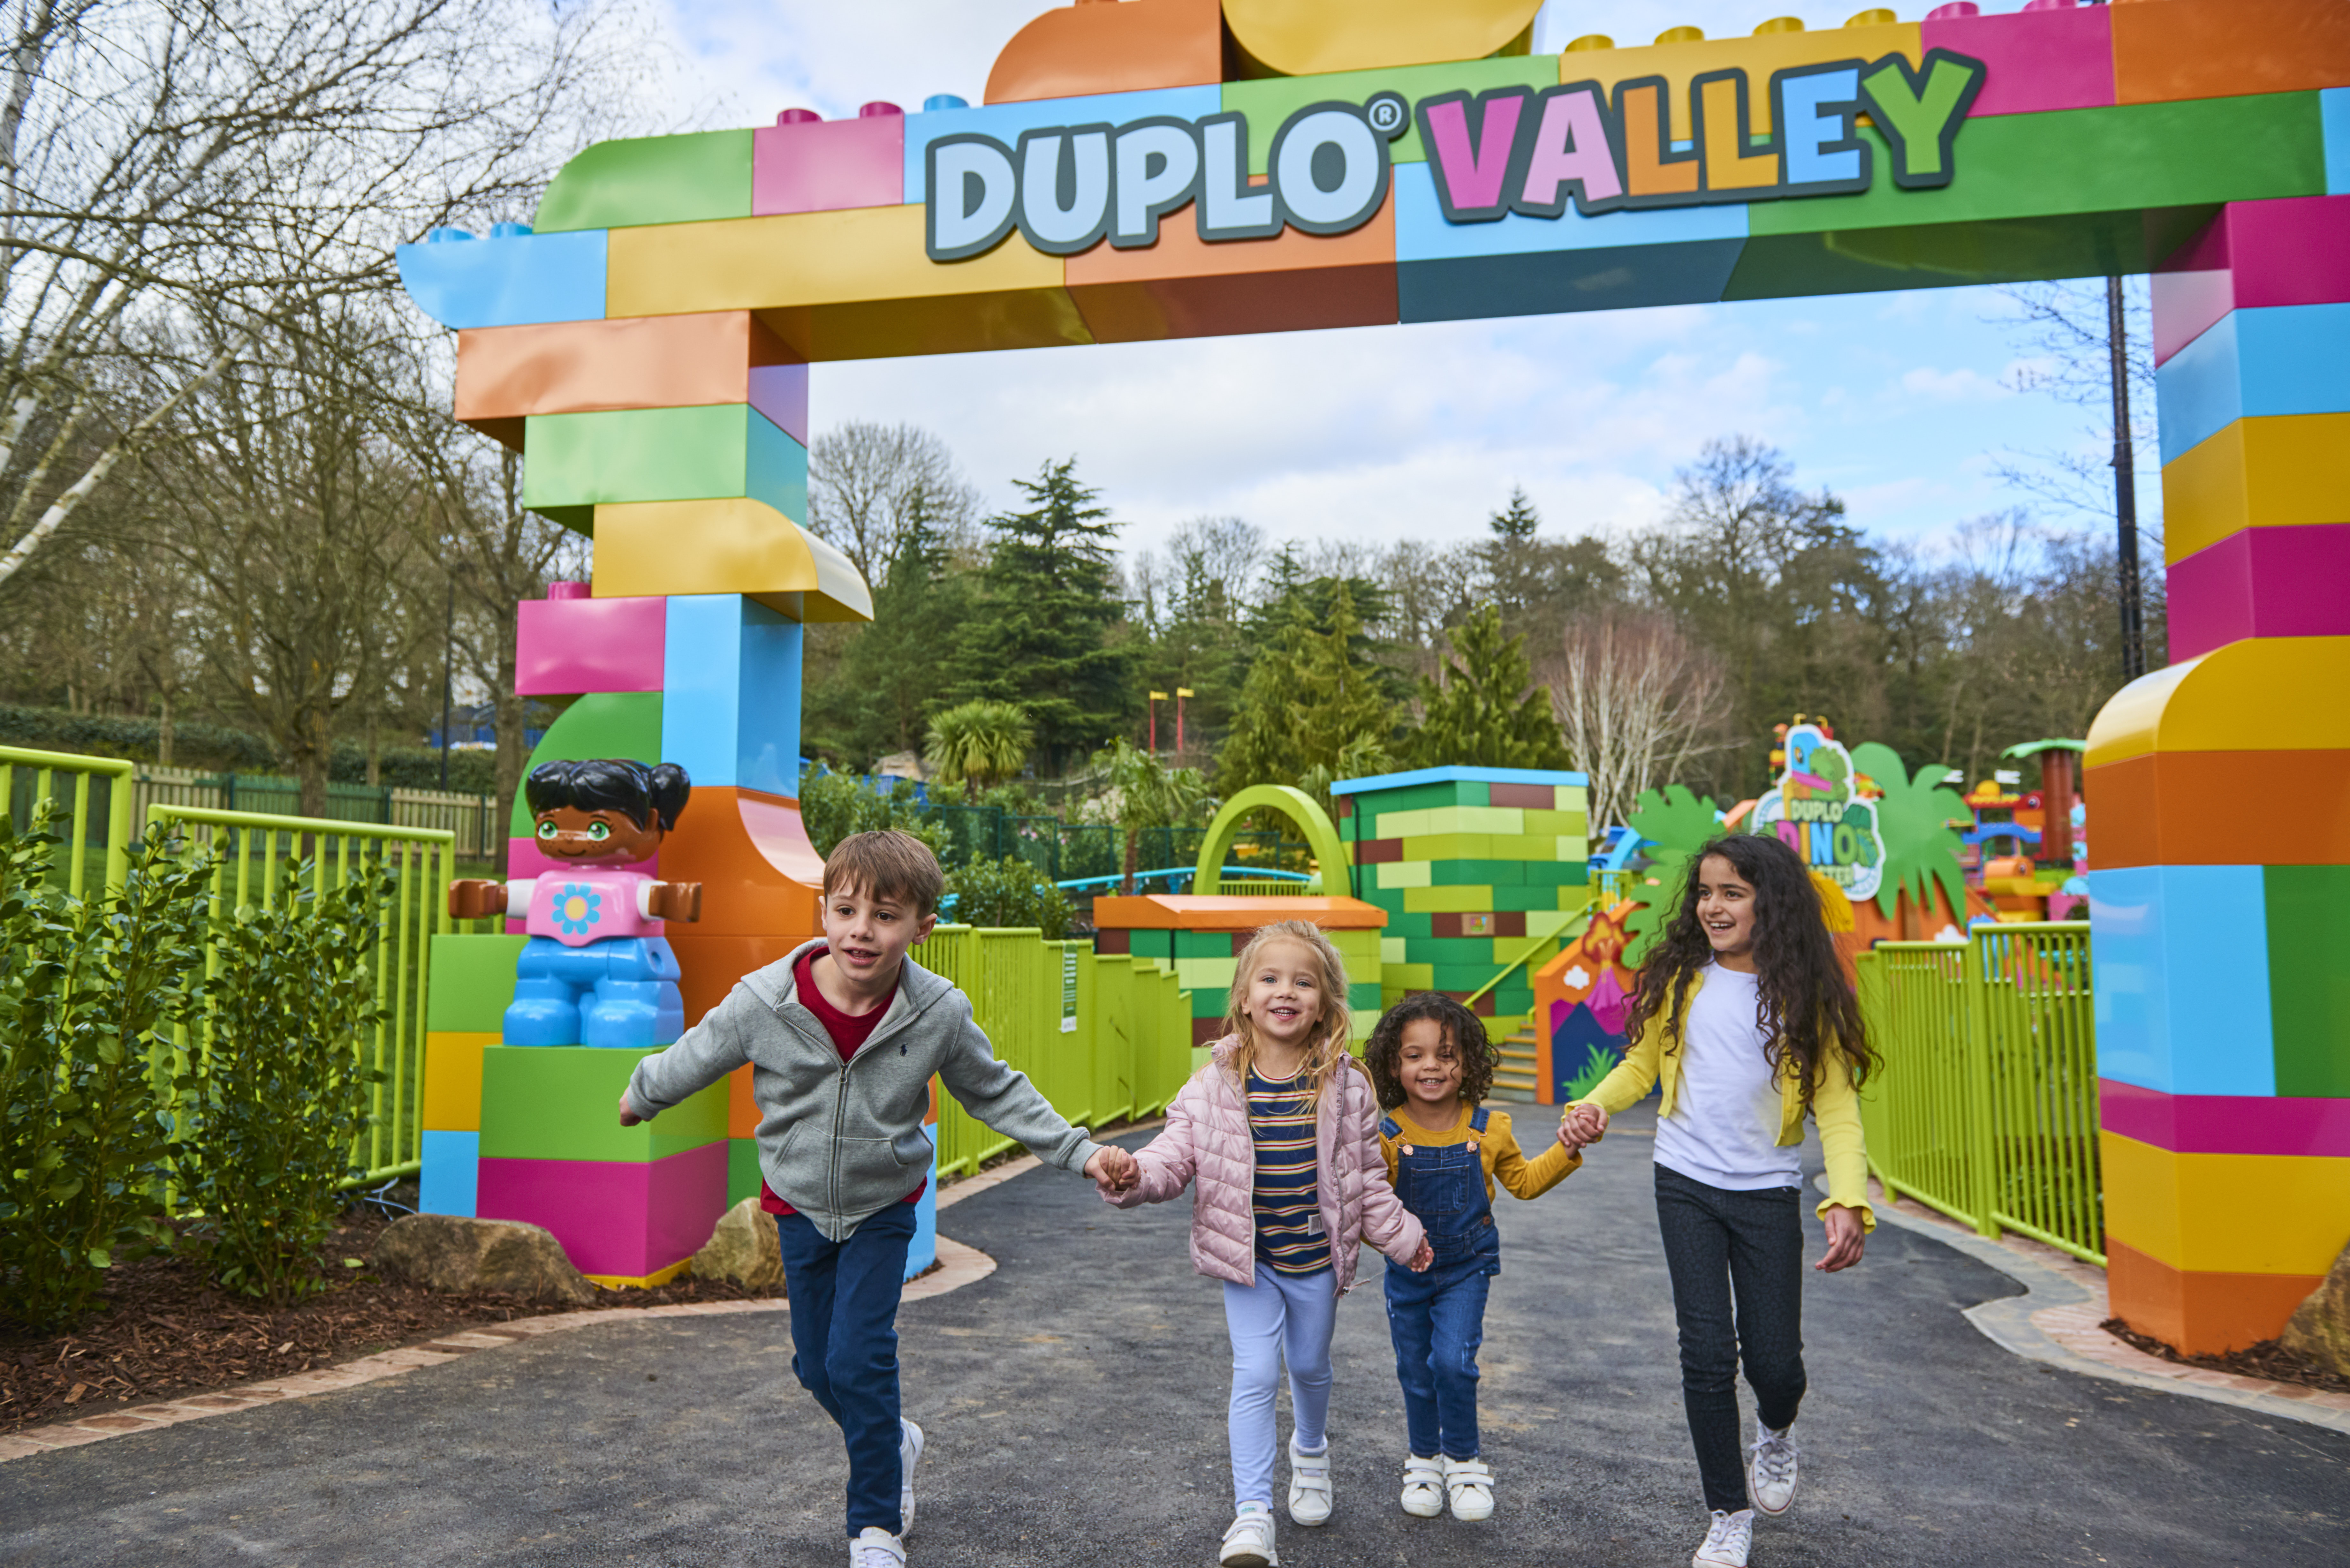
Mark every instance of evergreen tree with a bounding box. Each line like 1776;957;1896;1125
1404;602;1571;769
949;458;1129;770
804;488;971;765
1489;486;1541;540
1219;581;1396;793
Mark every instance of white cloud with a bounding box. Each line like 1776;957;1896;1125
1899;366;2008;401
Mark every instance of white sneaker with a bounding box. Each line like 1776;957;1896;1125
899;1418;924;1535
850;1527;905;1568
1399;1454;1444;1518
1747;1422;1798;1516
1443;1455;1494;1521
1286;1434;1332;1526
1220;1503;1278;1567
1693;1508;1754;1567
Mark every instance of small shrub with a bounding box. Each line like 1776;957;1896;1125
170;856;392;1305
1561;1042;1620;1103
799;769;947;860
942;855;1072;939
0;817;216;1330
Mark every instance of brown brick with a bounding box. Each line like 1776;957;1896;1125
1431;913;1462;938
1093;928;1129;956
1488;783;1558;809
1355;838;1403;864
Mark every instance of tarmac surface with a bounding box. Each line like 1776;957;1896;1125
4;1105;2346;1567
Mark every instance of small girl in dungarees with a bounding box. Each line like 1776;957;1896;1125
1363;992;1581;1523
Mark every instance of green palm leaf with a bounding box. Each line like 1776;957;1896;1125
1851;742;1968;922
1621;784;1720;963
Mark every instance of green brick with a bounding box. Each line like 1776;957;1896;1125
727;1137;764;1207
427;934;528;1031
1176;930;1236;958
1176;956;1237;994
1430;963;1503;989
1388;963;1435;989
1348;982;1384;1011
508;692;664;835
479;1046;727;1163
2267;865;2350;1097
1192;988;1227;1017
534;129;755;232
523;404;795;513
1402;833;1487;862
1375;860;1434;890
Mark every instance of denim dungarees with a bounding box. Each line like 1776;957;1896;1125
1383;1106;1501;1461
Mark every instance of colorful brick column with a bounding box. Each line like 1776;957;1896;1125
2088;191;2350;1354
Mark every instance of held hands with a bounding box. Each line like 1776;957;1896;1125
617;1091;643;1127
1086;1145;1141;1195
1406;1237;1434;1273
1556;1102;1609;1152
1816;1204;1866;1273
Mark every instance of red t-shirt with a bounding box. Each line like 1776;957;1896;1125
761;947;927;1215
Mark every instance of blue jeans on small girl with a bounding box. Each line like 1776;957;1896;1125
1383;1110;1502;1462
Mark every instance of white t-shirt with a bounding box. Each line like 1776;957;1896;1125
1652;964;1804;1192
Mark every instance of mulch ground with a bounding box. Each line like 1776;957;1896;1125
2102;1317;2350;1395
1;1205;785;1438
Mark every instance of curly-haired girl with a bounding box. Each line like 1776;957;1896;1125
1101;920;1429;1567
1558;833;1878;1568
1362;992;1580;1524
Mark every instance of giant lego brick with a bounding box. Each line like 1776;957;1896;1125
394;229;608;330
591;497;872;621
505;692;664;837
515;586;666;696
2167;523;2350;655
535;130;755;232
1067;190;1398;343
477;1142;730;1283
2101;1079;2350;1159
755;108;906;216
2157;302;2350;463
419;1129;480;1217
456;312;807;443
2151;195;2350;364
522;404;808;520
478;1045;729;1164
660;595;802;794
422;1032;500;1132
426;935;529;1032
2110;0;2350;109
1922;2;2112;118
2159;413;2350;559
903;86;1221;203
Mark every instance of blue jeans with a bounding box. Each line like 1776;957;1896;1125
502;935;683;1049
1382;1110;1503;1461
775;1204;916;1538
1222;1261;1337;1510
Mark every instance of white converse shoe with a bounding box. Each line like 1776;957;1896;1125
1399;1454;1444;1518
1286;1434;1332;1526
1442;1455;1494;1521
850;1526;905;1568
899;1418;924;1535
1747;1422;1798;1516
1220;1503;1279;1566
1692;1508;1754;1567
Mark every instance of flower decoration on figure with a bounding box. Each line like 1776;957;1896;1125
448;759;703;1050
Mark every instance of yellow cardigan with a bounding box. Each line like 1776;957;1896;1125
1565;972;1875;1230
1377;1105;1581;1202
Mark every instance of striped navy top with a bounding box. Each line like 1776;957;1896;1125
1247;1064;1330;1276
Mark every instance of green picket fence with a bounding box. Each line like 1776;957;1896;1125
147;805;458;1191
1855;923;2103;1264
920;925;1193;1180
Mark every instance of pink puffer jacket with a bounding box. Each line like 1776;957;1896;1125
1106;1036;1424;1292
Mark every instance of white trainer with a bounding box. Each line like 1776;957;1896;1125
1692;1508;1754;1568
899;1418;924;1536
1286;1434;1333;1526
1443;1455;1495;1521
1220;1503;1279;1567
1747;1423;1798;1516
850;1526;905;1568
1399;1454;1445;1518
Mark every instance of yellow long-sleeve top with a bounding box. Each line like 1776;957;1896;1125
1377;1104;1581;1201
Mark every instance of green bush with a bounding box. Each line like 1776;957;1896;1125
799;769;948;861
0;816;216;1330
942;855;1072;939
171;857;392;1305
0;701;278;770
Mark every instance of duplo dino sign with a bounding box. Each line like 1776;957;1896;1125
926;49;1986;261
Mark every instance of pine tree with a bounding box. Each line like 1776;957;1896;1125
1489;486;1541;540
1219;581;1396;793
949;458;1129;770
1404;602;1571;769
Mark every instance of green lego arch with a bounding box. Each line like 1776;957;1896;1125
1192;785;1350;897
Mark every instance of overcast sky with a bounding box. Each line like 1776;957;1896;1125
639;1;2144;570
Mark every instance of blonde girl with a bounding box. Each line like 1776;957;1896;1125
1101;919;1430;1567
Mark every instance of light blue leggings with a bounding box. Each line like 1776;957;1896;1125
1222;1260;1338;1509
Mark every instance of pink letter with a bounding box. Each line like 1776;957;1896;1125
1518;87;1622;212
1422;92;1528;214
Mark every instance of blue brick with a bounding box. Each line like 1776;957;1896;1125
2089;864;2274;1096
394;230;607;329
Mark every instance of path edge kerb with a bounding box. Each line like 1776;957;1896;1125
1831;1175;2350;1436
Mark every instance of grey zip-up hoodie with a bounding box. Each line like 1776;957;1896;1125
625;938;1103;1241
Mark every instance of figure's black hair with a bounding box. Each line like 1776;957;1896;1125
1625;833;1877;1105
523;759;691;831
1363;991;1497;1111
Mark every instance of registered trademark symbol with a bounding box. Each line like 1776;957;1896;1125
1365;91;1408;138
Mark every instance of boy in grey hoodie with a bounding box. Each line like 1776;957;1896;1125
618;830;1137;1567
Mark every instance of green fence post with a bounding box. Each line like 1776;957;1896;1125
1961;934;2000;1239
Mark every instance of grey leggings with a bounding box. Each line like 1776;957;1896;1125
1654;1163;1808;1513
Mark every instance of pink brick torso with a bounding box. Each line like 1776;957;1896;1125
526;868;656;948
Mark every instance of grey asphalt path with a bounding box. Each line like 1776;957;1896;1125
4;1106;2346;1567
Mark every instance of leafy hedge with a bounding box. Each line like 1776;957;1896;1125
0;703;500;792
941;855;1073;939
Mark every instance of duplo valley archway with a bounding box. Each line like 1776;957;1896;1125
399;0;2350;1357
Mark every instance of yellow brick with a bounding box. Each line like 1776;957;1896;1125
1489;833;1558;860
1403;833;1488;861
1390;963;1435;988
1381;937;1408;965
1376;860;1432;889
1404;884;1494;913
2103;1133;2350;1275
1176;957;1237;992
1374;808;1434;838
423;1031;500;1131
1558;885;1594;913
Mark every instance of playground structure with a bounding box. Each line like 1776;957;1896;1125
391;0;2350;1351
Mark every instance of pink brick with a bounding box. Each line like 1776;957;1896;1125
2167;524;2350;659
515;592;665;696
476;1142;727;1279
753;111;904;216
1923;4;2114;118
2154;197;2350;363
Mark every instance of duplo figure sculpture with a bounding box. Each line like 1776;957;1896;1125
450;759;704;1049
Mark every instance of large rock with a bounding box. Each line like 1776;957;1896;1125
2282;1238;2350;1377
692;1197;784;1293
372;1215;596;1305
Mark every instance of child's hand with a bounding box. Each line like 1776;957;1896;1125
1557;1103;1608;1151
1085;1145;1140;1194
1816;1204;1867;1273
1406;1237;1434;1273
618;1091;643;1127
